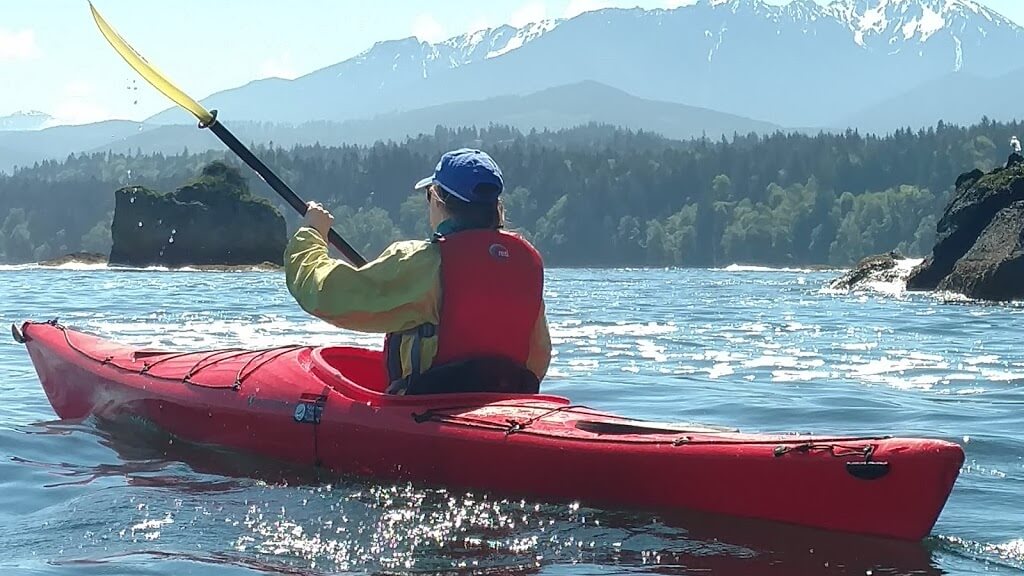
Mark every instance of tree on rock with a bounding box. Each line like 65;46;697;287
176;161;251;204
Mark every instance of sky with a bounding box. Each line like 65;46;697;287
2;0;1022;126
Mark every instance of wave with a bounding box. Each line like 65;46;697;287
3;262;839;274
0;262;109;272
937;536;1024;572
720;263;839;273
820;257;925;297
894;257;925;271
0;262;281;273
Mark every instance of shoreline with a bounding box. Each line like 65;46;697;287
5;259;849;274
25;253;285;272
0;252;862;274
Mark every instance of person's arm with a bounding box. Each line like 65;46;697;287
284;227;441;334
525;302;552;381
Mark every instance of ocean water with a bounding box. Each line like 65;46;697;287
0;265;1021;575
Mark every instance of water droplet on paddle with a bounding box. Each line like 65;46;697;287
138;221;143;228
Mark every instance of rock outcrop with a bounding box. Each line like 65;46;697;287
109;162;286;268
933;201;1024;301
828;251;907;291
38;252;107;266
905;157;1024;300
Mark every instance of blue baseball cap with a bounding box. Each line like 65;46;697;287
414;148;504;203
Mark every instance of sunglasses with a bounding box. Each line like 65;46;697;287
425;185;447;203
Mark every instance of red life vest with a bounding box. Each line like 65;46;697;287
385;228;544;394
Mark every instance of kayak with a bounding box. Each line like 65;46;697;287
15;319;964;541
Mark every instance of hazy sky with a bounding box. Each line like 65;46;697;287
2;0;1021;125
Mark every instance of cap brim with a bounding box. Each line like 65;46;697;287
413;176;434;190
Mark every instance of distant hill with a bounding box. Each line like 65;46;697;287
843;67;1024;134
0;81;781;172
335;81;782;141
0;121;155;172
0;144;36;171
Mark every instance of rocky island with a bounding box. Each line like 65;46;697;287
108;162;286;268
833;154;1024;301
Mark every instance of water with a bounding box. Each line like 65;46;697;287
1;266;1021;575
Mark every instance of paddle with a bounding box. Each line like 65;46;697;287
88;2;367;267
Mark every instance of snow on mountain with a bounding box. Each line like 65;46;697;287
348;18;563;80
823;0;1018;50
484;20;561;59
0;111;52;131
783;0;830;23
692;0;1017;47
687;0;1020;79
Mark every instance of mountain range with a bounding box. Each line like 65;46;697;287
0;120;148;171
147;0;1024;129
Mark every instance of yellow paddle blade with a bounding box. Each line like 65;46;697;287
89;2;214;126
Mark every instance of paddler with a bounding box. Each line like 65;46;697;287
284;148;551;395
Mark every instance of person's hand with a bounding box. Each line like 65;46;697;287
303;201;334;241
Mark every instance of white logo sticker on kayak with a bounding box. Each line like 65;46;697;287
489;244;509;259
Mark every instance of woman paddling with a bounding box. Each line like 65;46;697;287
284;148;551;395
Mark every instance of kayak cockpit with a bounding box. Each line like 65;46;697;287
309;346;571;407
314;346;390;394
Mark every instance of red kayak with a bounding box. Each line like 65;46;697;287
15;319;964;541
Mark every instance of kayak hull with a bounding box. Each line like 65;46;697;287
19;320;964;541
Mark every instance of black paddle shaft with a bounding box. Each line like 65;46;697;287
205;117;368;267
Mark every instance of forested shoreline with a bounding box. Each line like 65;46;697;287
1;119;1020;267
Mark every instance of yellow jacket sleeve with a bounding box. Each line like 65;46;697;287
284;227;441;334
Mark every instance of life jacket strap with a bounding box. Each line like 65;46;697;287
385;322;437;395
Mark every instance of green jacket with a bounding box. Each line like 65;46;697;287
284;226;552;383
